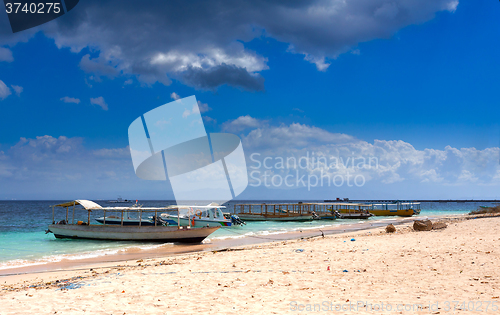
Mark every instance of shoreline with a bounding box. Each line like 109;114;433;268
0;213;478;279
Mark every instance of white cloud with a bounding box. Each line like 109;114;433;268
235;120;500;193
197;101;211;113
151;48;267;74
0;80;11;100
243;122;357;150
181;100;211;118
90;96;108;110
1;127;500;199
170;92;180;100
457;169;478;183
124;79;133;85
0;47;13;62
182;104;200;118
304;54;330;71
446;0;459;12
203;116;216;124
60;96;81;104
222;115;263;133
11;85;23;96
155;118;171;128
0;135;163;199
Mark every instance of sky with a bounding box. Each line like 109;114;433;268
0;0;499;200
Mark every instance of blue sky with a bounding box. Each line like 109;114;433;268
0;0;499;200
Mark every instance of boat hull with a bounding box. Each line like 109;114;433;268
237;214;315;221
339;213;373;219
317;215;338;220
48;224;219;243
368;209;417;217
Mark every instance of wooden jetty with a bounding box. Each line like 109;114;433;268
234;201;422;221
234;203;338;221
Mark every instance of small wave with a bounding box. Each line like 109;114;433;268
0;258;56;271
0;245;155;271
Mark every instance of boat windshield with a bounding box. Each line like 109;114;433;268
173;207;225;219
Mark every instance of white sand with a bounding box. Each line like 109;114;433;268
1;216;499;314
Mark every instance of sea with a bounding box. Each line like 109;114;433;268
0;200;493;271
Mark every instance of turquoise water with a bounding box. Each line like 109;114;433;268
0;200;490;269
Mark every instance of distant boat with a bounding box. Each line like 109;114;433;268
47;200;219;243
108;196;133;203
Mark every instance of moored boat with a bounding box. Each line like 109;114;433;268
368;202;421;217
46;200;219;243
48;224;217;243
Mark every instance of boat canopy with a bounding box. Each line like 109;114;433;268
162;206;226;219
166;204;226;209
53;200;103;210
307;202;368;207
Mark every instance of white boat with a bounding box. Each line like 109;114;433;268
161;204;244;227
47;200;219;243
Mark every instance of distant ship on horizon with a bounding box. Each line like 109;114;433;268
108;196;133;203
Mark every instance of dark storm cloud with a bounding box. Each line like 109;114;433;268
0;0;458;90
181;64;265;91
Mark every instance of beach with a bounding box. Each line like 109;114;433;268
1;214;499;314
